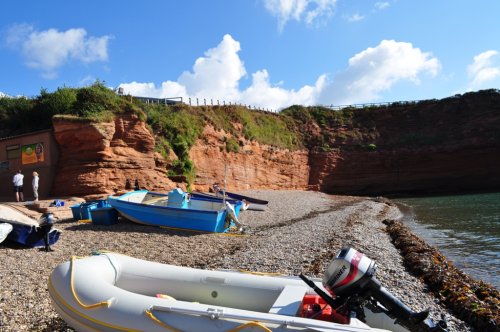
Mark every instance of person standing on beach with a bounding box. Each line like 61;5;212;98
12;170;24;202
32;171;40;202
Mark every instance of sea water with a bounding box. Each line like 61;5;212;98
394;192;500;289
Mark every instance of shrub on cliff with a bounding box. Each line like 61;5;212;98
73;82;144;122
0;95;34;136
142;102;302;186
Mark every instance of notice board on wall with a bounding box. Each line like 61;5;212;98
21;142;44;165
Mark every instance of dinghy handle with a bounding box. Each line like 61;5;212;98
70;256;112;309
144;309;183;332
147;305;367;331
146;306;272;332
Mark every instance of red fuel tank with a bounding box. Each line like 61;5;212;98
300;295;349;324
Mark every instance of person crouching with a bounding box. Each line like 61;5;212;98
39;212;55;252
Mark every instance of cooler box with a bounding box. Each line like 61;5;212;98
90;207;118;225
93;199;110;208
70;202;98;221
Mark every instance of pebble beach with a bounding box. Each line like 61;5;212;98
0;190;474;331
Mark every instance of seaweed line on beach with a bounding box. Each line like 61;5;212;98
250;198;364;234
383;219;500;332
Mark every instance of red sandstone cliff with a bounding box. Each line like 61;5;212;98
51;113;179;197
49;90;500;197
190;126;309;192
306;90;500;195
50;114;309;197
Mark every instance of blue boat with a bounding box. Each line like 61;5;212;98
192;191;268;211
107;189;244;233
6;222;61;247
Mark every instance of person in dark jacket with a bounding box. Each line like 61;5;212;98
39;212;55;252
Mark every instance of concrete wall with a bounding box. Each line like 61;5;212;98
0;130;58;201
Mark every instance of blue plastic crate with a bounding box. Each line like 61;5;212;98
90;207;118;225
93;199;110;208
70;202;98;221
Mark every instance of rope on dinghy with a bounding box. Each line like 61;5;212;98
70;256;112;309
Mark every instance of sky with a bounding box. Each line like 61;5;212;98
1;0;499;111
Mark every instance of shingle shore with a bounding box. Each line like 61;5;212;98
0;190;473;331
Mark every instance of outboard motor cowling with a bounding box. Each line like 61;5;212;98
323;247;377;298
322;248;444;330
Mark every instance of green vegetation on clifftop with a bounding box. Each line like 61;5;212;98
2;85;499;186
0;82;302;187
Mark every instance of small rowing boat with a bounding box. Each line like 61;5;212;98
194;184;269;211
108;189;244;233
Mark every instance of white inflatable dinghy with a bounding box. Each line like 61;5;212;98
49;252;410;332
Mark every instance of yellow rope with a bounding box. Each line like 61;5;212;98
227;321;272;332
144;309;183;332
48;277;139;332
70;256;111;309
236;270;285;276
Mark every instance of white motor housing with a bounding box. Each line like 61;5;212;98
323;247;376;297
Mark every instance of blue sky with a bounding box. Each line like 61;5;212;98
1;1;499;110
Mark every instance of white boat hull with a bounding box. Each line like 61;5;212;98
49;253;405;332
0;223;13;243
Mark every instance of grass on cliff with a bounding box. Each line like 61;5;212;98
0;82;302;187
0;81;145;137
142;103;302;183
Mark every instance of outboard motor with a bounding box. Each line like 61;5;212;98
300;247;447;331
324;248;430;323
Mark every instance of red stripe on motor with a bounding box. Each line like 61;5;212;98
334;252;363;288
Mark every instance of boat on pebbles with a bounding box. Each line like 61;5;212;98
0;204;60;247
48;249;447;332
108;189;245;233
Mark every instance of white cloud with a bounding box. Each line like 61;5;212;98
318;40;441;104
119;34;243;101
6;24;111;79
263;0;338;32
119;37;440;110
178;34;246;100
467;50;500;89
119;34;325;110
346;13;365;22
375;2;390;10
240;70;327;109
118;81;187;98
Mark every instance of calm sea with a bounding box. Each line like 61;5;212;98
394;192;500;289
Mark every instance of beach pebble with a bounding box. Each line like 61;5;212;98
0;191;473;331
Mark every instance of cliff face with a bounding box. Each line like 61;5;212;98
309;148;500;195
307;90;500;195
190;126;309;192
50;115;309;197
51;113;178;197
49;90;500;197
